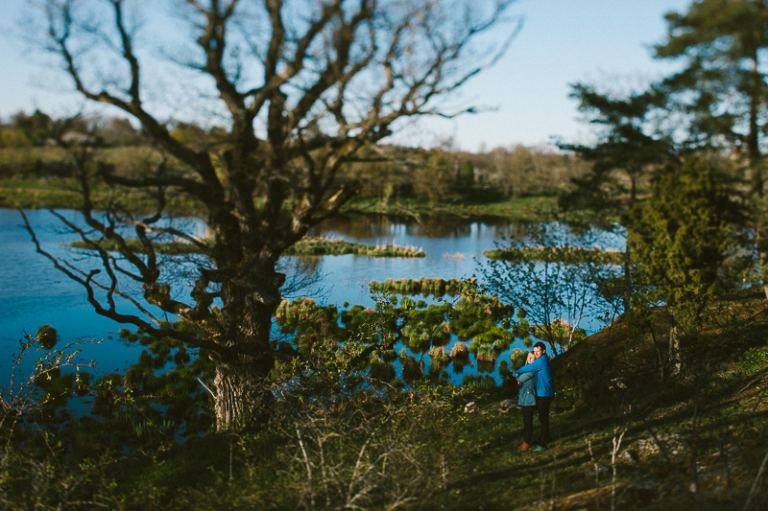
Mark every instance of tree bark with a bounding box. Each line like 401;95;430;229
212;265;284;431
668;324;682;378
213;355;273;431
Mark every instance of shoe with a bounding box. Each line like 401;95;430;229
533;445;546;453
519;442;531;452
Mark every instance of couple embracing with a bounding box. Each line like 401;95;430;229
513;341;554;453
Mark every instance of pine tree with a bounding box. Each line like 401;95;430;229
630;157;733;328
654;0;768;297
558;84;672;211
629;157;739;374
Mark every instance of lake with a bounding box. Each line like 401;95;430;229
0;208;624;384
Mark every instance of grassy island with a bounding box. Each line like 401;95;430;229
284;236;424;257
369;277;477;296
70;235;425;258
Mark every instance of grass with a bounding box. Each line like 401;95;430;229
419;295;768;510
369;277;477;296
0;167;558;222
343;195;559;220
0;177;85;209
53;375;768;510
0;176;205;213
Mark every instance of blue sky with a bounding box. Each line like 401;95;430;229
0;0;693;152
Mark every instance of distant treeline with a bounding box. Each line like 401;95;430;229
0;110;590;203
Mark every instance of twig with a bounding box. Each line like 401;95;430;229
295;425;315;509
738;368;768;395
611;428;626;511
585;436;601;510
642;418;673;466
196;377;216;400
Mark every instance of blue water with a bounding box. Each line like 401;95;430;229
0;209;625;385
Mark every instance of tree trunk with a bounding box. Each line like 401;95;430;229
622;245;632;314
214;355;274;431
213;268;284;431
747;55;768;299
668;324;682;378
757;225;768;300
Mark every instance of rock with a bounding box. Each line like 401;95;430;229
622;433;690;463
619;450;639;464
499;399;516;410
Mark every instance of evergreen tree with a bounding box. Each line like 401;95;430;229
654;0;768;297
629;156;737;330
628;156;742;375
558;84;672;212
557;84;674;313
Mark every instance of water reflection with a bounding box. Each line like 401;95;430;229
314;214;519;240
1;209;624;385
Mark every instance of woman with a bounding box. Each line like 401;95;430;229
516;342;554;451
514;351;537;452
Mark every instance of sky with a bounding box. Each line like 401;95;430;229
0;0;694;153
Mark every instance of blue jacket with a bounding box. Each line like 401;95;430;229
515;355;554;398
515;371;536;407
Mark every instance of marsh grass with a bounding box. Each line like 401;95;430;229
369;278;478;296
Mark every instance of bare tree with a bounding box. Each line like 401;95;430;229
23;0;519;430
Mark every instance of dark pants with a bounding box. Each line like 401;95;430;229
521;405;536;444
535;396;554;447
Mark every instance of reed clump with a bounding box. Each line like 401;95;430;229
450;342;470;359
369;278;477;297
510;348;527;370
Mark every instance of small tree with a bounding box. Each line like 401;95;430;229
481;221;621;354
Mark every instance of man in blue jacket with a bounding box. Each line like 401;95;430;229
515;341;554;451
